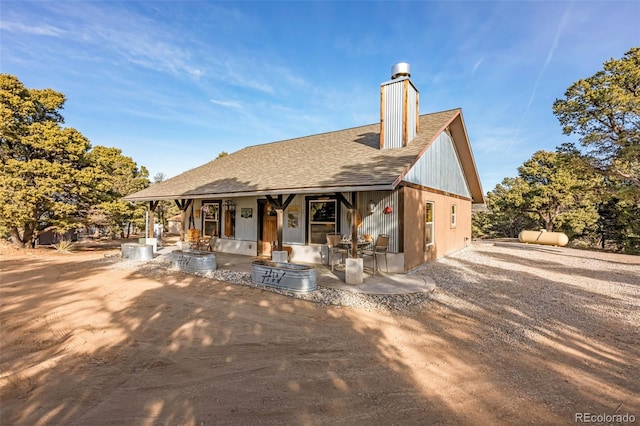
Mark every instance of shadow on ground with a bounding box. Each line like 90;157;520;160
1;242;638;424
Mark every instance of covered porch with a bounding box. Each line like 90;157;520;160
141;188;410;273
155;244;435;296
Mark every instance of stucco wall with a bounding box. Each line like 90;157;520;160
403;186;472;271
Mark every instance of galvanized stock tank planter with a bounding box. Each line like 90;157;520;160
251;260;317;293
121;243;153;261
172;249;217;273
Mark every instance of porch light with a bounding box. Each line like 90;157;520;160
367;200;376;213
224;200;236;211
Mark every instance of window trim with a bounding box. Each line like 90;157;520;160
305;196;340;245
425;201;435;248
201;199;222;237
450;204;457;228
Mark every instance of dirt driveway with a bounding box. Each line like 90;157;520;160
1;242;638;425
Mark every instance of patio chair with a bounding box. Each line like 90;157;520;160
194;236;211;251
326;233;348;272
206;236;218;252
362;234;389;275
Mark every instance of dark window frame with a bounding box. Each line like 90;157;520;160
305;195;341;245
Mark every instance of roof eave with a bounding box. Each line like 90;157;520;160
123;183;398;202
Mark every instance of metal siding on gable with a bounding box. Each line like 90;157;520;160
404;131;472;198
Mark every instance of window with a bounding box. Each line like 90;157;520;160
202;202;220;237
308;199;337;245
451;204;457;228
425;201;434;247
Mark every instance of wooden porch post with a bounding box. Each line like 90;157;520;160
266;194;296;252
350;192;358;258
275;208;284;251
335;192;359;257
147;201;159;239
174;199;193;242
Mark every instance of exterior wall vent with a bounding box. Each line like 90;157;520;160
380;63;419;149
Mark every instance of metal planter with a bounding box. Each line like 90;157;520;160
172;249;217;273
251;260;317;293
121;243;153;261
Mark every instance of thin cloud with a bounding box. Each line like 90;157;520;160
473;126;522;154
0;20;64;36
472;58;484;77
210;99;243;109
24;2;208;81
511;2;573;147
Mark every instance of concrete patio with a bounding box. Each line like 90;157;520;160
156;245;435;295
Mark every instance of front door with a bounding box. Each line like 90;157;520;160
258;200;277;257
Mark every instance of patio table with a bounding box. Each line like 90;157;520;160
339;235;371;257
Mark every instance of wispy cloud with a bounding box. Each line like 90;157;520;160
473;126;522;154
11;2;208;81
0;20;64;36
210;99;243;109
511;2;573;147
472;58;484;77
3;2;309;97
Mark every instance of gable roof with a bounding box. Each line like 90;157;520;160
125;108;484;203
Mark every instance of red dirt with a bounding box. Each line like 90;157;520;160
1;243;638;425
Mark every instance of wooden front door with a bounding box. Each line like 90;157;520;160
259;201;277;257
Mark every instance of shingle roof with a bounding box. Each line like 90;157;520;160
125;109;484;202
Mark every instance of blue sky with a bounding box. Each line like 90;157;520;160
1;1;639;193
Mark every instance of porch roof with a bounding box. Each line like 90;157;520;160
125;109;484;203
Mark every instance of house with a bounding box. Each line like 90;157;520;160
36;229;78;246
124;63;484;272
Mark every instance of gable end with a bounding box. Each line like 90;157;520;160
402;130;472;198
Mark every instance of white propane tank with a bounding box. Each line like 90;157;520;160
518;230;569;247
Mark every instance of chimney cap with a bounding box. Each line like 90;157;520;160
391;62;411;79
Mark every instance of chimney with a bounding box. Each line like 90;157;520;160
380;62;419;149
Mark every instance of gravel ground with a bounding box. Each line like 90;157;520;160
112;241;640;327
414;241;640;350
110;254;433;313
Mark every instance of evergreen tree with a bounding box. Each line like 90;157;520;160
0;74;106;247
553;47;640;195
87;146;149;238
